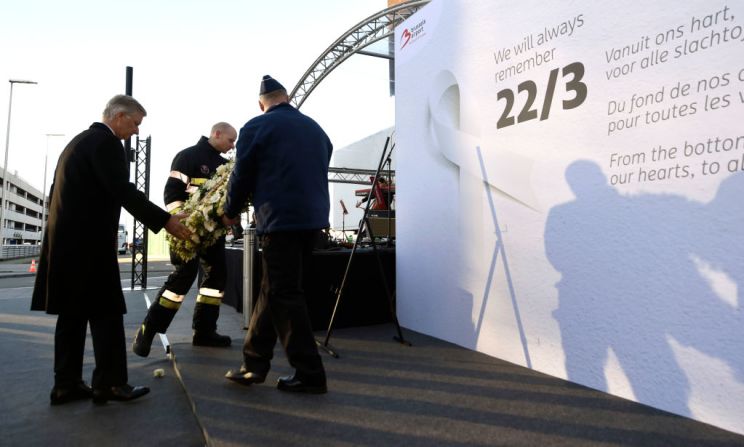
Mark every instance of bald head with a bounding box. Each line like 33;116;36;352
208;122;237;153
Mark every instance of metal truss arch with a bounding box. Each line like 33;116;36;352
328;166;394;185
289;0;430;109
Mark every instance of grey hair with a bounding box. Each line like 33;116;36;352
259;88;288;104
102;94;147;119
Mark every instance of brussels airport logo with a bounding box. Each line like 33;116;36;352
400;19;426;50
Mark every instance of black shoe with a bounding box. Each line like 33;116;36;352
92;384;150;405
225;366;265;386
277;374;327;394
50;381;93;405
192;330;231;347
132;323;156;358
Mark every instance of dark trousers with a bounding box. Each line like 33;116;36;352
144;239;226;333
54;313;127;389
242;230;325;382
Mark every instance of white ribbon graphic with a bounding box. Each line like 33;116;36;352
427;70;537;210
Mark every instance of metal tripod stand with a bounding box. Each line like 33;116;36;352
317;136;411;358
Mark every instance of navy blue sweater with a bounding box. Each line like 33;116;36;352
225;103;332;234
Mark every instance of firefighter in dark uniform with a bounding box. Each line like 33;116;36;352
133;122;238;357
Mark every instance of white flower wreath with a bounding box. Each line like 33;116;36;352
167;160;248;261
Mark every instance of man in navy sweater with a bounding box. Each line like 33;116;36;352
222;75;331;393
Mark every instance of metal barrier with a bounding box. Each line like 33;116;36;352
1;244;41;260
242;228;256;329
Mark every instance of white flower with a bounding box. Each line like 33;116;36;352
167;159;249;261
204;219;216;232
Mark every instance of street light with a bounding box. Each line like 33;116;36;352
40;133;64;245
1;79;38;245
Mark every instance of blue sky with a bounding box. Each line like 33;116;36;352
0;0;394;225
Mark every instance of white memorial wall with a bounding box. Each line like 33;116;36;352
395;0;744;434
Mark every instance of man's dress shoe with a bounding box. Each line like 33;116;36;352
277;374;327;394
92;384;150;404
50;381;93;405
225;366;265;385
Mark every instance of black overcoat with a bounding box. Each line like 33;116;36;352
31;123;170;316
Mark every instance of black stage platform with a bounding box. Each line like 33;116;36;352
5;282;744;447
223;245;394;330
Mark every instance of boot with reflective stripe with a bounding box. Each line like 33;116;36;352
132;323;157;357
192;297;231;347
133;295;179;357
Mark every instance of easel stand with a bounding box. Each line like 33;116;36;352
317;137;411;358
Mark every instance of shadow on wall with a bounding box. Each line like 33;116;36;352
445;147;532;369
545;159;744;416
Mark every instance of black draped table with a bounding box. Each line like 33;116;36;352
223;245;394;330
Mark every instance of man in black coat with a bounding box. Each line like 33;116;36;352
31;94;191;405
222;75;331;394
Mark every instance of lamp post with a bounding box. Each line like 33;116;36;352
1;79;38;245
40;133;64;245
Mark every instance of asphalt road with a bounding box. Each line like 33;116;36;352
0;254;175;289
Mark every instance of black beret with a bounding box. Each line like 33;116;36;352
259;75;285;95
